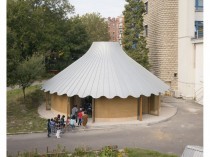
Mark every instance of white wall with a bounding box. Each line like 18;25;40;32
194;41;203;104
178;0;195;99
178;38;195;98
195;12;203;21
178;0;203;104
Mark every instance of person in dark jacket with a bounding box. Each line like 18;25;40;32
47;119;51;137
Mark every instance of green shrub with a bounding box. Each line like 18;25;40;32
99;146;118;157
10;146;178;157
7;85;46;133
125;148;178;157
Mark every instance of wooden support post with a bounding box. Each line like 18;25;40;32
67;97;70;117
148;97;150;114
45;92;48;110
157;94;160;116
140;96;143;121
137;98;140;120
70;96;74;114
92;98;95;123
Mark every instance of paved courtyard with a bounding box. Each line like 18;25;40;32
7;96;203;156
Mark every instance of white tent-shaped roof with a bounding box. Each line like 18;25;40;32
42;42;169;98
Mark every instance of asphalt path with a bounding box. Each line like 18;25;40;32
7;97;203;156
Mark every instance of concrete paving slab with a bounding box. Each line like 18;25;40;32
37;96;178;130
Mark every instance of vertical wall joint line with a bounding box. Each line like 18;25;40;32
92;98;95;123
140;96;143;121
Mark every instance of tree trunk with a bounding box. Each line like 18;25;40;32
23;87;26;99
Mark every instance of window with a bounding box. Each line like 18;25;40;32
195;0;203;11
144;25;148;37
195;21;203;38
145;2;148;14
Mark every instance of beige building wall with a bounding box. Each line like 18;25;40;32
142;96;149;113
48;94;161;122
150;94;161;115
95;96;137;122
143;0;178;91
51;94;70;116
94;95;160;122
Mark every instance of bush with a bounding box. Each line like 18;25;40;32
7;85;46;133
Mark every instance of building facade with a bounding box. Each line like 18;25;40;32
106;15;124;45
45;94;161;122
142;0;203;104
178;0;203;104
143;0;178;91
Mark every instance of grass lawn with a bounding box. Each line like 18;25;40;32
7;85;47;134
13;146;178;157
125;148;177;157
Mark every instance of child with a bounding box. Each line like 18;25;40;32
55;119;61;138
50;118;55;134
57;114;61;120
60;115;65;133
66;116;70;131
78;111;83;126
47;119;51;137
70;115;76;130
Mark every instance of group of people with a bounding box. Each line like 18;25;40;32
71;105;89;127
47;114;65;138
47;105;89;138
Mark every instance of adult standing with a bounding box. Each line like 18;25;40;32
71;105;78;123
47;119;51;137
55;118;61;138
82;111;88;128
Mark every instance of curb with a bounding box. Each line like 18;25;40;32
7;127;108;135
7;131;45;135
7;105;178;135
147;106;178;126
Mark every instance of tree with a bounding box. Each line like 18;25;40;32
45;16;90;68
16;54;45;99
80;13;110;44
65;16;90;61
122;0;150;69
7;0;77;84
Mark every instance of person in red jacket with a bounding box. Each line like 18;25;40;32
78;110;83;126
